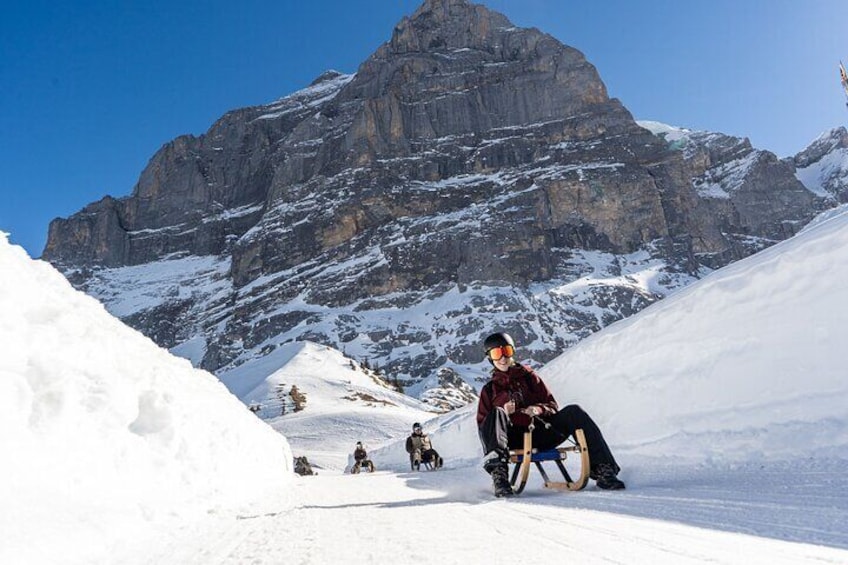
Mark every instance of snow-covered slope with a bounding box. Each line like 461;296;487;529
218;341;439;469
545;204;848;463
0;233;292;564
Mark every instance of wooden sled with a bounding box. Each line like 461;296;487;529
351;461;375;474
410;453;443;471
411;458;434;471
508;424;590;495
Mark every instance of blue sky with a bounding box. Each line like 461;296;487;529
2;0;847;258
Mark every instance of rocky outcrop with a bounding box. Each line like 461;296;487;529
44;71;354;267
640;123;827;266
790;127;848;203
41;0;833;398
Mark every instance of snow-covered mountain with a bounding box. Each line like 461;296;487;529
642;122;848;206
75;243;702;404
792;126;848;202
41;0;835;408
4;203;848;564
55;118;847;417
639;119;835;261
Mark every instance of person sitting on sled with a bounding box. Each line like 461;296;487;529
405;423;443;470
352;441;375;473
476;332;625;497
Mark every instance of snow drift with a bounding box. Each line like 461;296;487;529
545;206;848;464
0;233;292;564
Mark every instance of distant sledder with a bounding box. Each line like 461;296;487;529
350;441;375;474
477;332;624;497
294;456;316;476
406;422;443;470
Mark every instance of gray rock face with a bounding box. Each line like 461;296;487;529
790;127;848;203
639;125;827;267
226;0;718;297
43;71;350;266
42;0;832;398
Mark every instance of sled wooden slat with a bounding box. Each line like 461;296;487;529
511;425;534;494
508;428;589;494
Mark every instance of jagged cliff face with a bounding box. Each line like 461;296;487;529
228;1;719;297
41;72;342;266
791;127;848;204
42;0;832;401
637;123;823;268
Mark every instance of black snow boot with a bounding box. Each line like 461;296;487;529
592;463;625;490
491;464;514;498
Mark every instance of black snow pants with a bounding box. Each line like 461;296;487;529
478;404;620;474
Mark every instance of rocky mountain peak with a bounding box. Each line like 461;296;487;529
791;126;848;203
315;0;615;196
390;0;511;54
793;126;848;169
309;69;346;87
41;0;833;401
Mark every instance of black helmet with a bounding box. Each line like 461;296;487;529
412;422;422;431
483;332;515;353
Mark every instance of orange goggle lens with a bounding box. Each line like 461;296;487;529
487;344;514;361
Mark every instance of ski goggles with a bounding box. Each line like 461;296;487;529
487;344;515;361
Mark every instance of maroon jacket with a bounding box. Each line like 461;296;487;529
476;364;558;428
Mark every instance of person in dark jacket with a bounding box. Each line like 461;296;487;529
351;441;375;473
477;332;625;497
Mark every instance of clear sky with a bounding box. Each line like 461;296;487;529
3;0;847;258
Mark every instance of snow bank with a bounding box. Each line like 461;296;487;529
0;234;292;564
542;209;848;464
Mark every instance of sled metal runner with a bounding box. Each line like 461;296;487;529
508;425;589;494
